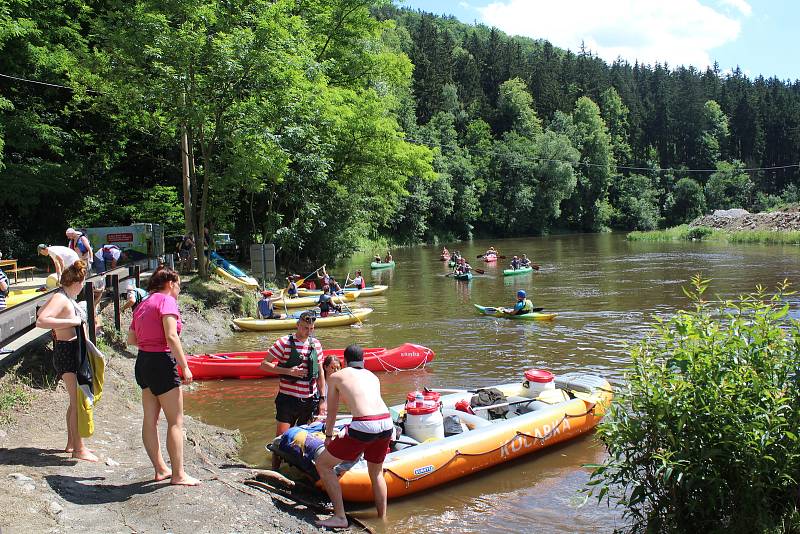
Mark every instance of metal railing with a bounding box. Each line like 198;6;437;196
0;258;166;369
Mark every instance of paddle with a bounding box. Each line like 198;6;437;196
471;398;536;412
482;306;545;315
294;265;324;287
473;268;486;275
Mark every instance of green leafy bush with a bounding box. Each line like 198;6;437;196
587;277;800;532
686;226;714;240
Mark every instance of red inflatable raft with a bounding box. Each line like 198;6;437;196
483;254;497;263
183;343;435;380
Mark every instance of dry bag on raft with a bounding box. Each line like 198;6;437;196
470;388;508;419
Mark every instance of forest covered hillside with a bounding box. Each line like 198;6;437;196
2;1;799;266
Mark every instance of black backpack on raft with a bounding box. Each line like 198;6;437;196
470;388;508;419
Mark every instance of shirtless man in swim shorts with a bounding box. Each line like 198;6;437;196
315;345;393;528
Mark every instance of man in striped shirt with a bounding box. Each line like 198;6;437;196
0;267;8;310
260;310;327;469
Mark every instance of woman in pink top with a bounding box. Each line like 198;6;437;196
127;266;198;486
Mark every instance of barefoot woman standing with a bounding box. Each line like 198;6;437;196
127;266;199;486
36;260;99;462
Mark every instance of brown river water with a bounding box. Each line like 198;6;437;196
184;233;800;533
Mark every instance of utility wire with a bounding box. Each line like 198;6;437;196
0;72;104;94
2;70;798;175
404;137;800;174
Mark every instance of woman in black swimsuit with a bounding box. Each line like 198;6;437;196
36;260;98;462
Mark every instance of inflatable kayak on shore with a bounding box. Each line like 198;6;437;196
233;308;373;331
183;343;435;380
370;261;395;270
474;304;556;321
210;251;259;290
298;285;388;298
268;370;612;501
502;266;533;276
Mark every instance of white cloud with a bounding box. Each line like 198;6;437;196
718;0;752;16
479;0;744;70
459;1;471;8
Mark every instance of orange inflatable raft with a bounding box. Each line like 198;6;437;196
270;370;613;502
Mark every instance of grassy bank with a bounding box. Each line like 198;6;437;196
628;225;800;245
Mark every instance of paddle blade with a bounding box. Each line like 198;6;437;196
531;307;544;312
476;254;484;259
498;255;506;259
474;268;486;274
532;263;540;270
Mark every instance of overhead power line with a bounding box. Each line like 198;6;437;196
404;137;800;174
0;72;103;94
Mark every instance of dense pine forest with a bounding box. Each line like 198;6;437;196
2;1;800;266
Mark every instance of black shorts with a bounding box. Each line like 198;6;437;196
275;392;319;426
135;351;181;396
53;339;80;376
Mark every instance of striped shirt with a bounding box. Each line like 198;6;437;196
268;334;324;398
0;269;8;310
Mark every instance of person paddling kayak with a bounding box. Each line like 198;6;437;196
504;289;534;315
258;290;284;320
520;254;532;268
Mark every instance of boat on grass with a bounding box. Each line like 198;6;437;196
210;251;259;290
268;370;612;501
183;343;435;380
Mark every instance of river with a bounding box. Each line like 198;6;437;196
184;233;800;533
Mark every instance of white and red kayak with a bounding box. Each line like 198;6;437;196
483;254;497;263
183;343;435;380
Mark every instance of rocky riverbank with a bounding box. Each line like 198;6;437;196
689;206;800;232
0;278;350;533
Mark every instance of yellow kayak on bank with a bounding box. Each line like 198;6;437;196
271;292;359;309
297;285;388;298
233;308;374;331
213;266;259;290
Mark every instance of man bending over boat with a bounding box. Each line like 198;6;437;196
316;345;393;528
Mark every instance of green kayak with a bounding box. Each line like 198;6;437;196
503;266;533;277
370;260;395;270
454;272;473;281
474;304;556;321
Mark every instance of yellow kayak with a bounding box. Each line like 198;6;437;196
233;308;374;331
213;266;259;290
298;285;388;298
6;288;46;308
271;292;359;309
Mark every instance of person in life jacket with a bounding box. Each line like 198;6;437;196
286;276;299;298
348;270;366;290
66;228;93;266
258;290;284;319
484;246;498;257
507;289;533;316
520;254;532;268
317;285;342;318
373;255;382;264
259;310;327;469
328;276;343;294
384;251;392;263
510;255;520;270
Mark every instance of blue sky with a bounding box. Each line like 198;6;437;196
399;0;800;81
